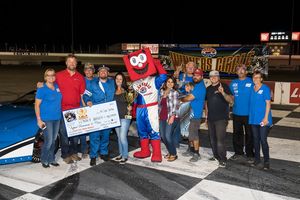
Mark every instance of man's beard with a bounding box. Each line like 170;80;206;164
238;73;246;78
67;65;76;71
193;78;201;83
100;76;107;80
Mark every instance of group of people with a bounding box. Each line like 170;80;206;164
169;61;272;169
35;54;130;167
34;55;272;170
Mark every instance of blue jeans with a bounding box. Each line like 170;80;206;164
178;102;192;137
160;119;179;155
89;129;111;158
251;125;270;163
173;120;181;148
115;119;131;159
41;120;60;164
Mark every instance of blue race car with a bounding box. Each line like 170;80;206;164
0;90;59;165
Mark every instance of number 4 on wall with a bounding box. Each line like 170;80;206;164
290;83;300;103
291;88;299;98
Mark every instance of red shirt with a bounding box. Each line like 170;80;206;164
56;69;86;111
159;98;168;120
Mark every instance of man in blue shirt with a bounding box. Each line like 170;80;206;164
82;63;98;103
173;62;196;145
83;65;115;166
173;61;195;94
73;63;98;159
229;64;254;161
181;68;206;162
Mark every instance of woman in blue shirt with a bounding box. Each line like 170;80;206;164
35;68;62;168
249;71;272;170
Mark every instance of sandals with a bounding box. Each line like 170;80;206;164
167;155;178;162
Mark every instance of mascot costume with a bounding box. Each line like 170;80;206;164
123;48;167;162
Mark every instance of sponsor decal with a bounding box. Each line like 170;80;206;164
201;47;217;58
290;83;300;103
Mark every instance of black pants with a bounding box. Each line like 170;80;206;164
232;114;254;157
208;119;228;162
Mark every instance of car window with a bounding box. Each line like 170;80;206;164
12;90;36;106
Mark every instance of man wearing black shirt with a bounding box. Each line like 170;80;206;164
205;70;233;167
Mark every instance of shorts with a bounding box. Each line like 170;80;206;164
188;118;201;141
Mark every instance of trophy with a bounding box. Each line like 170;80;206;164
176;62;184;88
124;83;137;119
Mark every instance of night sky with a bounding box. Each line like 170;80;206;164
0;0;299;49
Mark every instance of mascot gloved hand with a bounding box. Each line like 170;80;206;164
123;48;167;162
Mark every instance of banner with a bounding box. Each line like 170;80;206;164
13;52;48;56
63;101;120;137
121;43;140;51
290;83;300;103
169;45;269;75
141;44;159;54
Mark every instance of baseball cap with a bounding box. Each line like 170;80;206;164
209;70;220;77
98;65;110;72
236;64;247;71
84;63;95;71
193;68;203;76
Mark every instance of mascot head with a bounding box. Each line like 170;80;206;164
123;48;157;81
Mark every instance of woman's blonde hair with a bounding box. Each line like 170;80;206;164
44;68;56;81
185;82;194;88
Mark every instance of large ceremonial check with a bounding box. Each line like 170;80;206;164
62;101;121;137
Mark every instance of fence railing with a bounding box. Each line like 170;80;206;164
0;43;108;54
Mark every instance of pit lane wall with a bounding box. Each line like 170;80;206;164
219;80;300;105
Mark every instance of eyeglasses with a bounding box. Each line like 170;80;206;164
252;76;262;79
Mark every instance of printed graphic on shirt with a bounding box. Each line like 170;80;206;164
84;89;92;97
232;83;238;96
136;82;152;95
133;78;154;97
